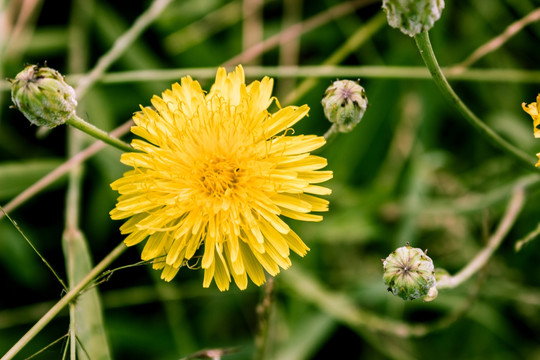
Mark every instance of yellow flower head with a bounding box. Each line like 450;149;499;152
110;66;332;291
522;93;540;167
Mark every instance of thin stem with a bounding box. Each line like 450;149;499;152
0;120;132;221
68;304;76;359
66;113;133;153
0;242;127;360
414;30;536;169
66;66;540;84
224;0;378;66
254;277;275;360
515;221;540;252
242;0;264;65
283;12;386;105
0;206;68;291
24;334;70;360
282;266;430;339
448;7;540;75
437;187;526;289
323;123;339;143
163;1;243;55
3;66;540;92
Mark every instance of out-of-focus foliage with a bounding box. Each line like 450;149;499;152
1;0;539;359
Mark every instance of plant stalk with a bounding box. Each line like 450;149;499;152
66;113;132;153
1;242;127;360
414;30;536;169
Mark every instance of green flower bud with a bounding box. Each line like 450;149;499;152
382;243;436;301
10;65;77;128
321;79;367;133
382;0;445;37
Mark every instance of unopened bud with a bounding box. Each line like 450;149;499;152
10;65;77;128
321;80;367;133
382;0;445;37
382;243;436;301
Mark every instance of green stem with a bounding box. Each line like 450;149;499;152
254;277;275;360
3;66;540;92
414;30;536;169
323;123;339;143
66;113;133;153
0;242;127;360
0;206;68;291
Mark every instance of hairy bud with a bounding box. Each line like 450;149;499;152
382;0;445;37
10;65;77;128
382;243;436;301
322;80;367;133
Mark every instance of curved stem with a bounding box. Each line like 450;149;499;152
437;187;525;289
323;123;339;143
414;30;536;169
1;242;127;360
66;113;133;153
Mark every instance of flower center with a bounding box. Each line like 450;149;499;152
199;157;241;198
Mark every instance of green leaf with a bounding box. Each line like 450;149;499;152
62;230;112;360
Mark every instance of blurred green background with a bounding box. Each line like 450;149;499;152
1;0;540;359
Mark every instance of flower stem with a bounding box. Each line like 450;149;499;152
66;113;133;153
414;30;536;169
323;123;339;144
254;277;275;360
0;242;127;360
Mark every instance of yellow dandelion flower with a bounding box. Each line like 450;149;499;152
522;93;540;167
110;65;332;291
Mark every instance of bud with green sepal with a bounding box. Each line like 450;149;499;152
321;79;367;133
382;242;437;301
9;64;133;153
10;65;77;128
382;0;445;37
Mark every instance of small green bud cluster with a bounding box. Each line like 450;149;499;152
382;243;437;301
382;0;445;37
10;65;77;128
321;79;367;133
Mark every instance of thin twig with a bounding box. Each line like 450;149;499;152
3;0;43;58
283;12;386;104
437;187;526;289
24;333;69;360
1;242;127;360
448;7;540;75
254;277;275;360
515;222;540;252
3;66;540;92
242;0;264;65
224;0;378;66
0;206;68;291
164;1;243;55
0;120;132;221
74;0;174;98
